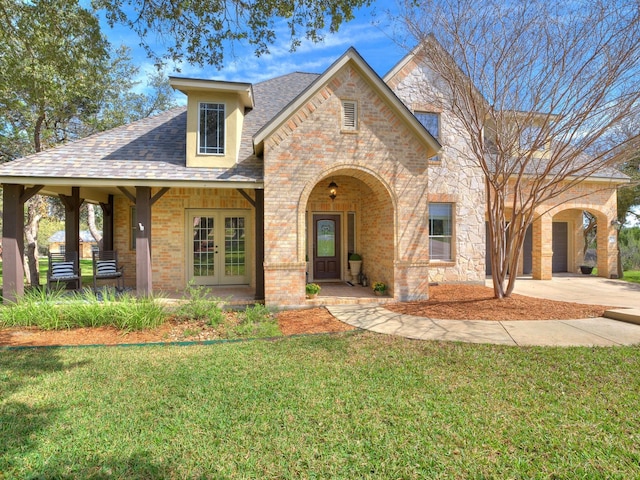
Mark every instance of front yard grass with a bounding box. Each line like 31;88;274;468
622;270;640;284
2;334;640;478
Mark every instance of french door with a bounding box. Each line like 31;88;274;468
187;210;250;285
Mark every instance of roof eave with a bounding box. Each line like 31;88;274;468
0;176;264;189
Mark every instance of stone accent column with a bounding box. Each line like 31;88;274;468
394;262;430;301
532;214;553;280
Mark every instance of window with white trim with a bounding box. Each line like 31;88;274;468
429;203;453;261
342;100;357;130
199;102;225;154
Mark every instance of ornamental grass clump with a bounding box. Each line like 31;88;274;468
0;287;167;331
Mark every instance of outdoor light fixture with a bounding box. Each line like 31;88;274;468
611;219;622;230
328;180;338;201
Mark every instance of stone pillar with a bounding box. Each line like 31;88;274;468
597;217;619;279
532;214;553;280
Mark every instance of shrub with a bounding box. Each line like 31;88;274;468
305;283;321;295
175;282;227;326
227;303;281;339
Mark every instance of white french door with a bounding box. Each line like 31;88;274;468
187;210;250;285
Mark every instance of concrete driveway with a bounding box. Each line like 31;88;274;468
505;274;640;309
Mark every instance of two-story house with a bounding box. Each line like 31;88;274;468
0;44;626;306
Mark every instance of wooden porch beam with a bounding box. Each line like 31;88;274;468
135;186;152;296
60;187;83;260
254;189;265;300
150;187;170;206
2;184;25;303
20;185;44;204
100;194;114;251
237;188;256;207
118;186;136;204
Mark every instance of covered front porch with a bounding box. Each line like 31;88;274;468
1;182;266;304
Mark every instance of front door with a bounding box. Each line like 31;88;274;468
187;210;250;285
313;214;341;280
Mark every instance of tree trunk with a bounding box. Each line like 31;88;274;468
24;197;44;286
86;204;103;250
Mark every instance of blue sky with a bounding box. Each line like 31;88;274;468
95;3;412;91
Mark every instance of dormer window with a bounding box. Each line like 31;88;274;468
199;102;225;155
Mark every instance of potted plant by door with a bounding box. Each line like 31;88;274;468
372;281;387;296
349;253;362;283
306;283;321;299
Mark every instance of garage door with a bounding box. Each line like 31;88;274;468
552;222;568;273
486;223;533;275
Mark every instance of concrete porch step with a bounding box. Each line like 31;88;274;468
306;296;393;307
604;309;640;325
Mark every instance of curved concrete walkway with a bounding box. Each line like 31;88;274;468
328;275;640;346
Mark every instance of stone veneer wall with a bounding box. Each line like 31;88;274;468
263;63;432;306
388;57;487;284
114;187;254;292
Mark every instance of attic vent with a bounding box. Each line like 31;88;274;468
342;100;357;130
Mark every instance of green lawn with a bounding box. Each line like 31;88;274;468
2;333;640;478
622;270;640;284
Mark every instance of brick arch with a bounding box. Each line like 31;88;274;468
550;206;610;276
298;165;399;296
297;165;397;262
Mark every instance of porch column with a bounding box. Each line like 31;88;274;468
598;216;619;279
2;184;25;303
531;214;553;280
59;187;83;259
255;189;265;300
100;194;114;251
135;186;152;296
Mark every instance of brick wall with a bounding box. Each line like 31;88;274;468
263;63;431;305
114;187;253;292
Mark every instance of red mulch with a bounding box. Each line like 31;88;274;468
0;285;611;347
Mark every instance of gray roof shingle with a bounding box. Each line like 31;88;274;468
0;72;320;185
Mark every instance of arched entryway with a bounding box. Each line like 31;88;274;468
303;168;396;294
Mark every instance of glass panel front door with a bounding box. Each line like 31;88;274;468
188;210;249;285
313;214;341;280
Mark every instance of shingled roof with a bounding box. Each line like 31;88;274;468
0;72;320;186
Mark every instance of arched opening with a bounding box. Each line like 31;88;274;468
302;168;395;297
551;207;609;275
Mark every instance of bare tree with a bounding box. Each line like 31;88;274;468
397;0;640;297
